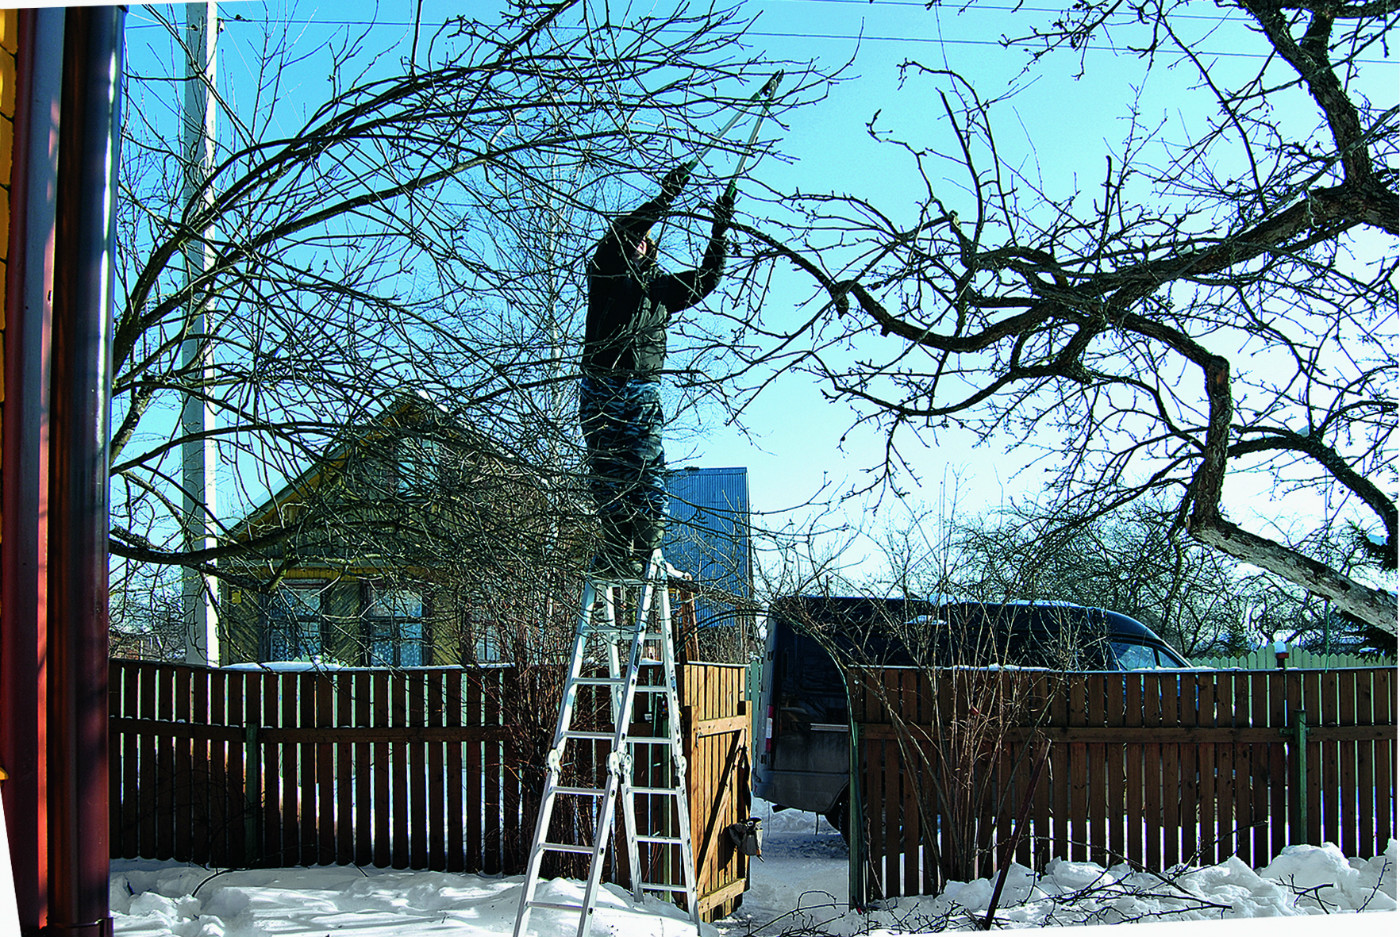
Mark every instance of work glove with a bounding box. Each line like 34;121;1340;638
660;162;693;199
711;191;735;233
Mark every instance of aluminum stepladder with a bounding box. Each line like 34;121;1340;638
513;550;700;937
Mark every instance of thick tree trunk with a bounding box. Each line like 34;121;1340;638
1188;513;1397;635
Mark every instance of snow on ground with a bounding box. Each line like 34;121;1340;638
111;802;1396;936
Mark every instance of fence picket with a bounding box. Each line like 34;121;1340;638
466;671;484;872
901;670;920;894
1338;669;1358;858
1271;670;1289;851
372;670;391;868
203;668;223;866
1374;668;1394;857
243;673;263;865
1122;674;1144;868
408;671;427;869
1086;674;1107;867
154;664;175;860
427;670;447;871
315;675;335;864
353;671;372;867
108;667;123;858
482;668;502;875
226;669;247;866
1247;671;1269;867
336;672;354;866
1142;673;1163;871
391;670;409;869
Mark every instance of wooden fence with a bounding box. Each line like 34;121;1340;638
1194;648;1395;670
108;659;751;921
852;666;1396;900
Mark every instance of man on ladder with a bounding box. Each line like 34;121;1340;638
515;74;782;937
580;162;734;580
515;168;735;937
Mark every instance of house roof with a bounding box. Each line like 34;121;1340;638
227;390;478;543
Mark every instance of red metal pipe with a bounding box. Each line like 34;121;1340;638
46;6;124;935
1;7;62;934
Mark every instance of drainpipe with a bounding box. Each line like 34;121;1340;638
47;6;123;935
1;7;63;933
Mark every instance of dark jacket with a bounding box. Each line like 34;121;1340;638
583;188;726;380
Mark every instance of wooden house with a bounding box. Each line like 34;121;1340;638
219;393;586;666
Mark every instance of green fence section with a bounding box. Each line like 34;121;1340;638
1195;648;1395;670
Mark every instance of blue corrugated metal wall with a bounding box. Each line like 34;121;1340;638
664;466;751;628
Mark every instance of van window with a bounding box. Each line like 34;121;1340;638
1110;640;1181;670
786;641;845;695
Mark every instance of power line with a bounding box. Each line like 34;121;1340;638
125;6;1390;64
764;0;1243;21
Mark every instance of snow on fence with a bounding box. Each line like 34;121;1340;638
851;667;1396;902
107;659;752;921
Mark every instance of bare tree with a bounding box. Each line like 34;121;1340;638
108;562;186;660
941;499;1252;656
731;0;1396;630
111;0;824;600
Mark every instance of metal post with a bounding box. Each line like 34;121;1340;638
244;723;261;865
847;719;866;911
181;0;221;664
1288;708;1309;844
49;5;124;933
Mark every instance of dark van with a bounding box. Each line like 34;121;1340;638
752;596;1191;834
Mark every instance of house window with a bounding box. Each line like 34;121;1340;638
366;584;426;666
463;604;501;663
396;437;438;494
264;582;324;661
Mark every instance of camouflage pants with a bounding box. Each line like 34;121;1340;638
579;374;668;556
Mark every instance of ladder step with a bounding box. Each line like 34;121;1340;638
629;786;683;796
638;882;690;894
570;678;666;690
560;731;674;744
541;842;596;855
637;835;686;845
552;785;606;796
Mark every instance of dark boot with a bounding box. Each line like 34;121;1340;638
596;512;649;577
591;513;640;580
631;516;667;569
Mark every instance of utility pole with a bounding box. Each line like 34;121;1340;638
181;0;219;665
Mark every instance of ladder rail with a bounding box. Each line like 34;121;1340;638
655;576;702;926
514;578;600;926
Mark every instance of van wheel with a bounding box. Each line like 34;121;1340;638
824;793;850;845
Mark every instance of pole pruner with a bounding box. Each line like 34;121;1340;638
689;70;784;200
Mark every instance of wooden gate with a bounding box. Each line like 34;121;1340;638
681;662;753;921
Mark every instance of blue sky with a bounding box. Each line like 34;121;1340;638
114;0;1392;586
